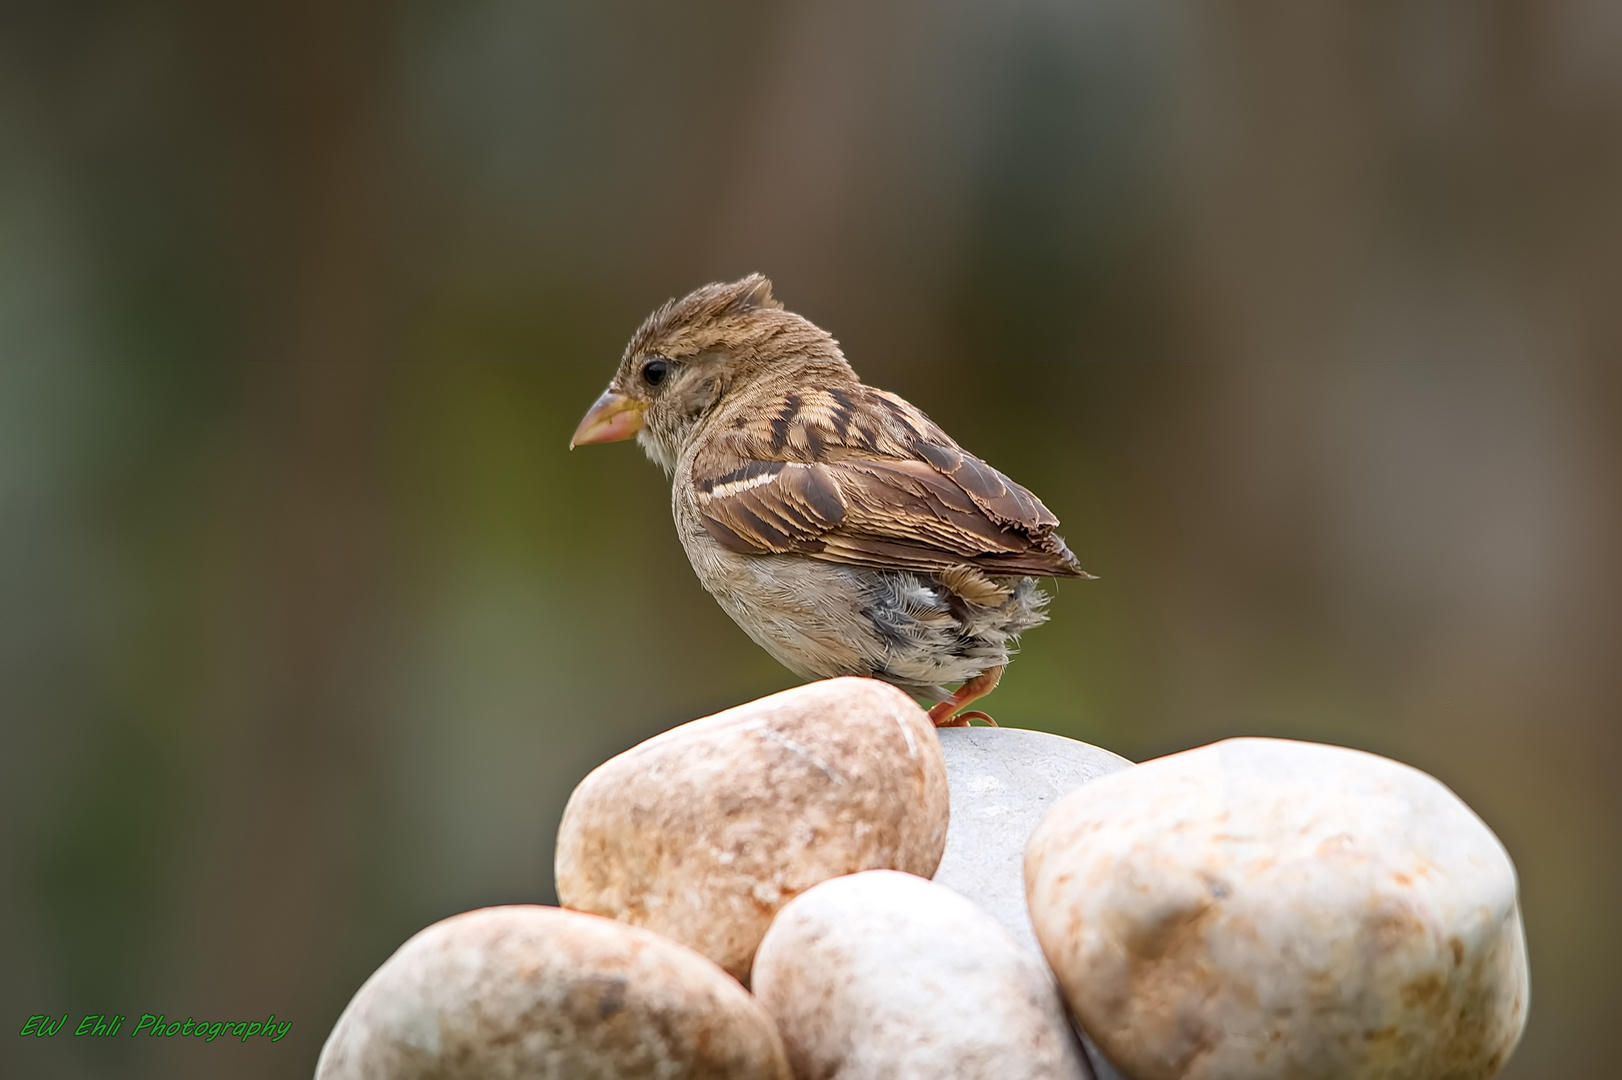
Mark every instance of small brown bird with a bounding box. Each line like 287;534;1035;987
571;275;1091;726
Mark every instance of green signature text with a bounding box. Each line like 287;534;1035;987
20;1013;291;1043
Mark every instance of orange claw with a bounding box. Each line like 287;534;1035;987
927;665;1005;728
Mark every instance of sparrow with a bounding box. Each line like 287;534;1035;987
571;274;1091;727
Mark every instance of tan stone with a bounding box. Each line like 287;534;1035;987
753;870;1093;1080
556;677;949;981
315;905;789;1080
1025;737;1529;1080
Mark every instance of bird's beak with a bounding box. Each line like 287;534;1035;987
570;389;647;448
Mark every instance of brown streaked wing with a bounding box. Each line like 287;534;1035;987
695;458;845;556
692;399;1086;578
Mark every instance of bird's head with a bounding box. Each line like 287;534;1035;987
570;274;852;472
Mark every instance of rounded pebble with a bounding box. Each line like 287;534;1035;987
315;905;790;1080
556;677;950;981
934;726;1132;957
752;869;1093;1080
934;727;1137;1080
1025;737;1530;1080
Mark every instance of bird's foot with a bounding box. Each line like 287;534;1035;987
935;710;997;728
926;666;1005;728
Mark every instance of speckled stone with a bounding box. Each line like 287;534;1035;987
315;905;790;1080
752;870;1093;1080
555;677;950;981
1025;737;1530;1080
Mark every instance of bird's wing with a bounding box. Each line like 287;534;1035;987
690;384;1089;578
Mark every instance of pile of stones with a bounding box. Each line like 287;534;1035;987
315;678;1529;1080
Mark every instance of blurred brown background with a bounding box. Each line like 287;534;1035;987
2;2;1619;1077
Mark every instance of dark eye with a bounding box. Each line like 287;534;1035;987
641;358;669;387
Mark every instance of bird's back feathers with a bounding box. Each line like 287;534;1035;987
689;378;1088;580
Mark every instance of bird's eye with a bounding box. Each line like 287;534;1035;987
641;359;669;387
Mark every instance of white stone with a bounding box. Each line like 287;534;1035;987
555;677;949;981
753;870;1093;1080
935;727;1132;957
315;905;790;1080
1025;737;1530;1080
935;727;1137;1080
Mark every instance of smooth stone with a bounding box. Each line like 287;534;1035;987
934;727;1132;958
752;870;1093;1080
935;727;1136;1080
556;677;950;982
315;905;790;1080
1026;737;1530;1080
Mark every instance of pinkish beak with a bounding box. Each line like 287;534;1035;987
570;389;647;448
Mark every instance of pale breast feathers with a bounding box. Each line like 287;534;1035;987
691;385;1086;578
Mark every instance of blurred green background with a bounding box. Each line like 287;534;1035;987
3;2;1619;1078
